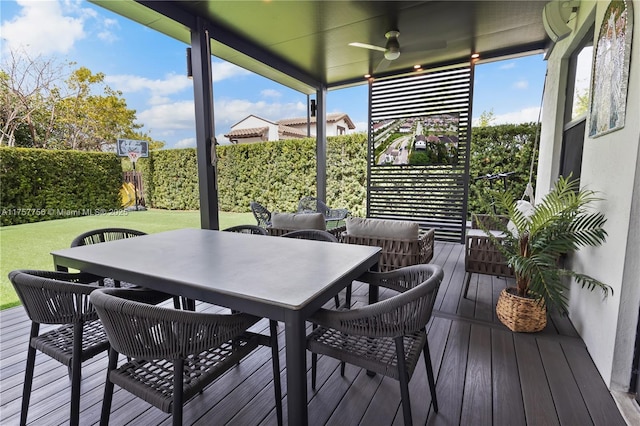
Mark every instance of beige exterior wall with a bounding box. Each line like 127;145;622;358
538;0;640;390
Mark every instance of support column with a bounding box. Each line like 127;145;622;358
190;18;219;230
316;86;327;202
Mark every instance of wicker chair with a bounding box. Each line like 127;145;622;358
281;229;342;308
92;288;283;426
222;224;268;235
341;227;435;272
297;196;349;227
9;270;114;426
307;264;444;426
71;228;186;309
463;214;514;298
250;201;272;227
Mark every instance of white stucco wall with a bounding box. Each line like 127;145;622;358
538;0;640;389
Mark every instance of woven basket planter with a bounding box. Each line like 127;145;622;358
496;287;547;332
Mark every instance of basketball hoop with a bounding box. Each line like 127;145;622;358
127;151;140;163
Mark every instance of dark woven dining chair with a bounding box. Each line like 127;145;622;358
70;228;188;309
250;201;272;227
281;229;343;308
223;224;268;235
92;288;283;426
8;270;114;426
307;264;444;426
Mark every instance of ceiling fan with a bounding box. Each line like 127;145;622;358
349;30;402;61
349;30;447;72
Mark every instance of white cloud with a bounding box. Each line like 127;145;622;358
97;18;119;43
1;0;86;56
513;80;529;89
137;100;195;133
473;106;540;126
261;89;281;98
211;61;251;82
499;62;516;70
105;73;192;97
175;138;196;148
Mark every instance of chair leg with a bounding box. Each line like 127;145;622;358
269;320;283;426
70;322;83;426
395;337;413;426
311;352;318;389
462;272;472;299
100;348;118;426
334;294;340;308
21;323;39;426
345;283;352;308
422;339;439;413
173;360;184;426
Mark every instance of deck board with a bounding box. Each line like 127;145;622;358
0;241;627;425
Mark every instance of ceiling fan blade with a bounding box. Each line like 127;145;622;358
375;58;391;73
349;42;386;52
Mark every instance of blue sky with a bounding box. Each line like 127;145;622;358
1;0;548;149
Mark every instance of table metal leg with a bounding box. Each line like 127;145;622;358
284;311;308;426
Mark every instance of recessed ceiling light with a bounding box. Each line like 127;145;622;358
471;53;480;59
414;64;421;69
364;74;371;78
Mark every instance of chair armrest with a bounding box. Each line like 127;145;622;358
465;234;514;278
418;228;435;263
358;263;442;293
309;265;443;337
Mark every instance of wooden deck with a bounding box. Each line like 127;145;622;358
0;241;627;425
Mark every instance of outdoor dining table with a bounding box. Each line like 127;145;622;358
51;228;381;425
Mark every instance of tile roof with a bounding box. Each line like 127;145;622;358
277;113;355;129
224;126;269;138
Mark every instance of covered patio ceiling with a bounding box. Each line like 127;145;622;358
92;0;551;93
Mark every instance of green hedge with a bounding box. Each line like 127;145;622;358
147;149;199;210
0;147;121;226
1;125;536;225
146;134;369;216
468;123;539;216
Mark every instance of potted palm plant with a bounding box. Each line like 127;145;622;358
481;175;613;332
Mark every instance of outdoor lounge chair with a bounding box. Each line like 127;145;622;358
92;287;283;426
307;264;443;426
463;214;515;298
341;217;435;272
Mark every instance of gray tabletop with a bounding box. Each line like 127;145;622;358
51;228;380;314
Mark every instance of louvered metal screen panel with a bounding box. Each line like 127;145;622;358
368;66;472;243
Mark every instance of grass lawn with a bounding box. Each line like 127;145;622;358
0;209;255;310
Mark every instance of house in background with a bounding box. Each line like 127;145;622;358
277;113;355;137
223;115;306;144
224;113;356;144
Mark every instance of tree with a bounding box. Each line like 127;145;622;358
53;67;141;151
477;109;496;127
0;50;65;147
1;49;166;151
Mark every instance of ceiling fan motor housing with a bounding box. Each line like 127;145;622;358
384;30;400;60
